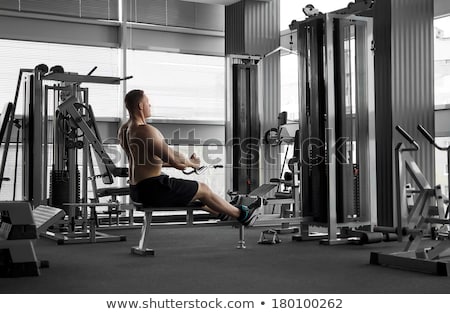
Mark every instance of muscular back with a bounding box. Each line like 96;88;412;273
118;121;164;185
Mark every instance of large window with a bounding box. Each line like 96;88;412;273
435;16;450;196
435;16;450;108
0;39;121;200
127;50;225;121
281;53;299;121
126;50;226;197
0;41;227;201
0;39;120;117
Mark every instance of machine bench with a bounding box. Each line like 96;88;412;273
131;202;245;256
33;205;65;235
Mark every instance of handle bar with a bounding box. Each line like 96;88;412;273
395;125;419;150
183;165;223;175
417;124;450;151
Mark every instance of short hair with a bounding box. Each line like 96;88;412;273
124;89;144;112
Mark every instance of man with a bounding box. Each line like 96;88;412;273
118;89;259;226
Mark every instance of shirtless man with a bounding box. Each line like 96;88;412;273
118;89;259;226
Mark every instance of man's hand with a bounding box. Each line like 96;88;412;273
189;153;201;169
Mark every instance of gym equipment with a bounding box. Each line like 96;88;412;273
258;229;281;245
370;126;450;276
182;164;223;175
0;202;63;277
17;64;132;244
417;124;450;212
290;13;377;244
0;103;16;189
226;54;304;237
130;171;273;255
230;62;260;195
46;95;128;244
130;196;260;255
34;63;48;74
261;123;301;236
49;65;64;74
131;201;214;256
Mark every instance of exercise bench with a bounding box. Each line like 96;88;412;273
131;201;246;256
33;205;66;236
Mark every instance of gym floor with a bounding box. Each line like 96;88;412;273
2;226;450;294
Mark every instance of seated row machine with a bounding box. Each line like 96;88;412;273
131;191;264;256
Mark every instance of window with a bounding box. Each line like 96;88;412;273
435;17;450;199
281;53;299;121
127;50;225;122
0;39;120;117
435;16;450;108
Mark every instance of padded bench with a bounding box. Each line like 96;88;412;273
96;187;130;198
131;202;246;256
33;205;66;235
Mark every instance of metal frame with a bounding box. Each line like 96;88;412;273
291;14;377;244
0;102;16;189
371;140;450;276
19;68;129;244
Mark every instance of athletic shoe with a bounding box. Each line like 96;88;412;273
237;204;260;226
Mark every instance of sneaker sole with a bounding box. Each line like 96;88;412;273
243;212;261;227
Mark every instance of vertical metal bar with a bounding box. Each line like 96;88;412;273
0;103;14;190
237;225;246;249
325;14;337;241
365;17;377;227
33;71;44;206
119;0;129;204
297;23;309;218
225;57;233;195
120;0;128;117
447;149;450;203
395;144;406;240
334;18;348;223
68;86;79;231
23;76;30;201
88;145;99;203
82;88;89;205
43;85;49;203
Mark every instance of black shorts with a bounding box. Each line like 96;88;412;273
130;175;199;207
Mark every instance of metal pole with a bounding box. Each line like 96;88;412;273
43;85;49;203
325;14;338;242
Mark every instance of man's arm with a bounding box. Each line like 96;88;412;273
140;125;199;170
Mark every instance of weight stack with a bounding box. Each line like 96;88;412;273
49;170;80;215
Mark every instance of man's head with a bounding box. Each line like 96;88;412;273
124;89;151;118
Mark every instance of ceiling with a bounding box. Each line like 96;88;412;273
435;0;450;17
